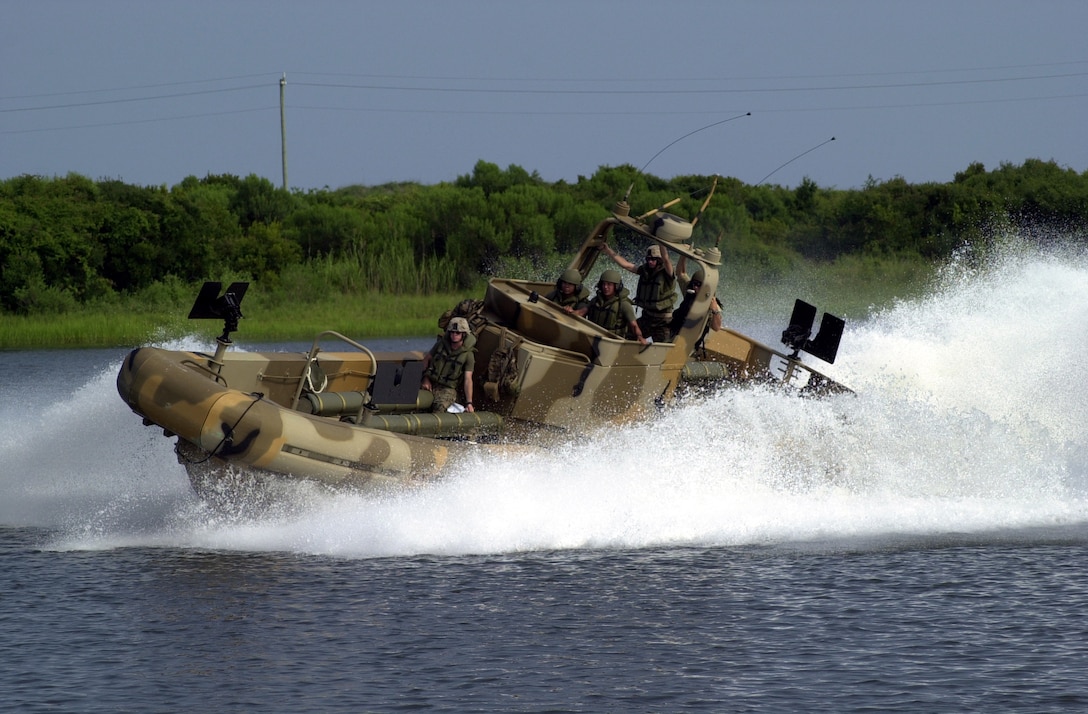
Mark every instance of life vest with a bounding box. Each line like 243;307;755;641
424;333;477;389
634;265;677;312
587;287;634;337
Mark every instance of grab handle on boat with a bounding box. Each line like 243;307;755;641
180;357;229;387
289;330;379;411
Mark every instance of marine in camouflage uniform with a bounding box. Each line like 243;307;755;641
544;268;590;316
421;316;476;413
601;242;677;343
586;269;647;345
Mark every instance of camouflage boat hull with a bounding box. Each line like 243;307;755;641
116;345;500;494
116;196;848;501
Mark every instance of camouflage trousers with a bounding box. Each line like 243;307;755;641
430;385;459;412
638;311;673;343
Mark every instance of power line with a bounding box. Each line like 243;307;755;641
6;61;1083;104
6;60;1085;107
5;89;1084;137
289;89;1087;116
756;91;1088;114
4;68;1084;138
5;64;1083;113
0;107;274;135
291;70;1088;96
0;84;268;114
287;59;1088;84
0;73;276;101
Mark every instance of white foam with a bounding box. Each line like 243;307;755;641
6;242;1088;557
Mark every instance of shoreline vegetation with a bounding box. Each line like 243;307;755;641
1;255;935;350
0;290;473;350
3;158;1083;349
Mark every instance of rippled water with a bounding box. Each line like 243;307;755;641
5;530;1088;712
3;237;1088;711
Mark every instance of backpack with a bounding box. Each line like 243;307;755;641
438;298;487;333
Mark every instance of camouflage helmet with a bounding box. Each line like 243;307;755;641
447;316;470;333
645;244;662;259
599;269;623;287
559;268;582;285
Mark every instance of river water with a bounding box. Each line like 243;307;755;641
2;239;1088;712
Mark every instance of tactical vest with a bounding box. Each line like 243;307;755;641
635;265;677;311
425;333;476;389
545;283;590;309
587;288;633;337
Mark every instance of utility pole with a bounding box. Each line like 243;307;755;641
279;73;288;190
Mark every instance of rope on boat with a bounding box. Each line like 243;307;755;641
176;392;265;465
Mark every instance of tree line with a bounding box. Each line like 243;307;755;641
1;157;1086;315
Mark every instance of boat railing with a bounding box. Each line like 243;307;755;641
290;330;379;412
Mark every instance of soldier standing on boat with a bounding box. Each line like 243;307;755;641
421;316;476;413
544;268;590;316
601;242;677;343
586;269;648;345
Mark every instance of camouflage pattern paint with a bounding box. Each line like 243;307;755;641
117;198;848;500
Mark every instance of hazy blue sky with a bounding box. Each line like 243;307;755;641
4;0;1086;191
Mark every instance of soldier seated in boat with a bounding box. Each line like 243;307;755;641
600;242;677;343
586;269;648;346
421;317;476;413
544;268;590;316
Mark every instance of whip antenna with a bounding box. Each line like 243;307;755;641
690;175;719;229
636;197;682;220
638;112;751;175
756;137;835;186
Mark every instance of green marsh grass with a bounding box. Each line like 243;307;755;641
0;290;482;349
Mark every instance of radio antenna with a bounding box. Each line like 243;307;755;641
690;175;718;228
638;112;751;175
756;136;836;186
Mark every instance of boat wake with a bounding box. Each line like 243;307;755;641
4;237;1088;557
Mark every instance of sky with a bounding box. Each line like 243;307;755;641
3;0;1087;192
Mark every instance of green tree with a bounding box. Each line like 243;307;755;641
229;174;297;229
286;202;367;258
456;160;543;197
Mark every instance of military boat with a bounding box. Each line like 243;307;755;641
116;194;848;502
